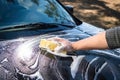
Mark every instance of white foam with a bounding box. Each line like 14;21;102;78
70;56;85;78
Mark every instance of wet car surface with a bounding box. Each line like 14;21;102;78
0;0;120;80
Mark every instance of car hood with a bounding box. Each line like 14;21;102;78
0;22;120;80
0;26;83;80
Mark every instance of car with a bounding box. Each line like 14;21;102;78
0;0;120;80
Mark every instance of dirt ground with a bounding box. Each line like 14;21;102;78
60;0;120;29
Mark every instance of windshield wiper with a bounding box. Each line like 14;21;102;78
0;22;76;32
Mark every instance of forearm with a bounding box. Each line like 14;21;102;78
53;27;120;51
72;32;109;50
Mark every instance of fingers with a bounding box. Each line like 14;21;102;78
48;37;66;44
47;37;73;52
55;45;65;53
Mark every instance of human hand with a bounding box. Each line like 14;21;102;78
53;37;74;52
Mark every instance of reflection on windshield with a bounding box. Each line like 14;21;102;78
0;0;75;29
44;0;74;24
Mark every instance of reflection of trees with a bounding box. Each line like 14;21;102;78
44;0;60;22
44;0;71;24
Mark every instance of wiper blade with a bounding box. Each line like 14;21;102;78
0;22;75;32
0;23;53;31
0;23;54;32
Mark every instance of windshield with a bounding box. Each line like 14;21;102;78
0;0;75;29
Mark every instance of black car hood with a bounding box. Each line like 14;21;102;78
0;22;120;80
0;27;83;80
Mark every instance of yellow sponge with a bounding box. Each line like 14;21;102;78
39;39;67;54
39;39;58;51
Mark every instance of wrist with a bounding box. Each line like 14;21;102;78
71;40;86;50
71;42;78;51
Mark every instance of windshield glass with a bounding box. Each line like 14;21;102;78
0;0;75;29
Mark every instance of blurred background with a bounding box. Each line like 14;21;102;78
60;0;120;29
